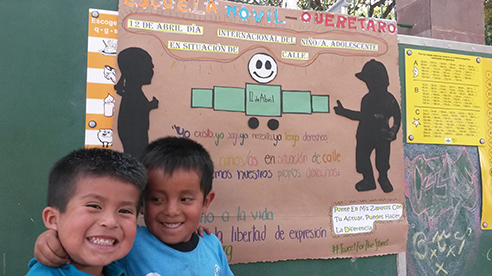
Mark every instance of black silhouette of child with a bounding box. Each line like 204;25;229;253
115;47;159;160
334;59;401;193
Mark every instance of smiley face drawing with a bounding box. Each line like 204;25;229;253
191;52;330;131
248;53;278;84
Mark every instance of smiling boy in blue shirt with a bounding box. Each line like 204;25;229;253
28;148;147;275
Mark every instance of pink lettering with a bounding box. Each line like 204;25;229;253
348;16;356;29
336;15;347;28
378;21;387;32
325;13;335;27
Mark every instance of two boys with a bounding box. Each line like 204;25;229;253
30;137;233;275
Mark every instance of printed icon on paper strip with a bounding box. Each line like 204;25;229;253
99;39;118;56
97;128;113;147
104;94;115;117
103;65;116;83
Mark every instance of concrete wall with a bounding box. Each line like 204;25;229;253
397;0;485;44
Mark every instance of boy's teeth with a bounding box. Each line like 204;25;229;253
164;223;181;228
89;237;116;245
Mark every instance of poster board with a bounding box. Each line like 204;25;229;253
404;49;486;146
85;9;119;149
399;36;492;233
114;0;407;263
398;35;492;276
480;57;492;230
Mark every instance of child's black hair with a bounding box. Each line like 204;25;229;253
141;136;214;198
48;148;147;213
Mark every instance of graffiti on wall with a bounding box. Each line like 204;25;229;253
405;146;480;276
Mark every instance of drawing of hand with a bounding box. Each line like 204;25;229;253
334;100;346;115
150;96;159;109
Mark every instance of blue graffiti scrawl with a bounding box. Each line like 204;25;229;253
405;146;480;276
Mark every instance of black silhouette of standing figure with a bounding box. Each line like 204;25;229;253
334;59;401;193
115;47;159;160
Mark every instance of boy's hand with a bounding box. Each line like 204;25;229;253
195;225;212;237
34;229;70;267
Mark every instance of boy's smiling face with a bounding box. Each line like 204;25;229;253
43;176;139;274
144;168;214;245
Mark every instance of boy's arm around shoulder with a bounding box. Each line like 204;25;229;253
34;229;70;267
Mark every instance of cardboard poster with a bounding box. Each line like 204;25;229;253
85;9;118;149
405;48;486;146
480;58;492;230
115;0;407;263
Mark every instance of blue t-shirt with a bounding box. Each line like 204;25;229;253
115;225;234;276
26;258;126;276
